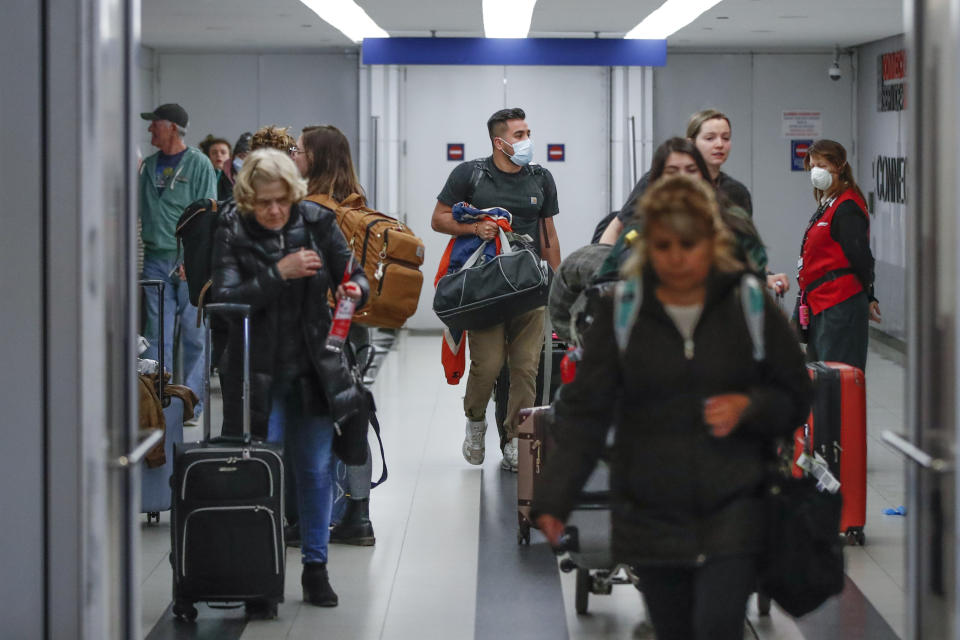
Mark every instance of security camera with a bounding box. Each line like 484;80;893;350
828;61;842;81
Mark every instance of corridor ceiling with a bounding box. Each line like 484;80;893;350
142;0;904;52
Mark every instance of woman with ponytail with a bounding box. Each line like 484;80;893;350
797;139;881;369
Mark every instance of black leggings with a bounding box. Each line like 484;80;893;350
636;555;757;640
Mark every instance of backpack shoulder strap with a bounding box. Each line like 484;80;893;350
467;158;487;203
739;273;766;361
304;193;341;211
613;275;642;354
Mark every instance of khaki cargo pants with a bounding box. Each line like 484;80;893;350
463;307;545;441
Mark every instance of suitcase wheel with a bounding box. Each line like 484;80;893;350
575;568;591;615
757;592;772;616
172;599;198;622
244;599;279;620
844;528;866;546
146;512;160;524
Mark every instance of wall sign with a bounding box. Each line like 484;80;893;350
874;155;906;204
877;49;906;112
547;143;565;162
447;143;464;162
791;139;813;172
782;111;822;138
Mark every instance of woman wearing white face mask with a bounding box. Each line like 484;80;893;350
797;139;881;370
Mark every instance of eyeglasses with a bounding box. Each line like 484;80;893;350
288;146;305;156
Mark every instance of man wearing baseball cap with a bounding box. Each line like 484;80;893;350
138;103;216;424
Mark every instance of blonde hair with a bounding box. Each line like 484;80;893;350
250;125;296;153
622;175;742;278
233;149;307;213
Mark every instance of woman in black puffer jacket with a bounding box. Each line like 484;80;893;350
211;148;368;608
533;175;810;640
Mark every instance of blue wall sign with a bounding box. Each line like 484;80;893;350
791;139;813;172
362;38;667;67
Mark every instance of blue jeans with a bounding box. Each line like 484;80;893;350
141;254;206;415
267;382;335;564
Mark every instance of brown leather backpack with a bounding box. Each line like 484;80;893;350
305;193;425;329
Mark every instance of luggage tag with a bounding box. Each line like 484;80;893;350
796;452;841;493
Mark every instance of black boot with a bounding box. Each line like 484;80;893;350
302;562;338;607
329;498;376;546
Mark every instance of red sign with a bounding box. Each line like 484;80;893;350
791;139;812;171
447;143;464;161
547;143;565;162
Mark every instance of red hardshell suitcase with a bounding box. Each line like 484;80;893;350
793;361;867;545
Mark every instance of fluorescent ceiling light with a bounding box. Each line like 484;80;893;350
483;0;538;38
625;0;724;39
299;0;389;43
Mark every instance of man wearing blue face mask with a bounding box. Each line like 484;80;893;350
432;107;562;472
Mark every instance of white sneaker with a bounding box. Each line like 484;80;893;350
500;437;519;472
185;411;201;427
462;419;487;465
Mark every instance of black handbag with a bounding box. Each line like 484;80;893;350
759;472;845;617
313;342;376;467
433;228;550;331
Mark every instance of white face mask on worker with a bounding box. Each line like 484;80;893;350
500;138;533;166
810;167;834;190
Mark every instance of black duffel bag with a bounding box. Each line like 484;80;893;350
433;229;549;331
759;472;845;617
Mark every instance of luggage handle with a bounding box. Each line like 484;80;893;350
139;279;169;406
460;226;515;272
202;303;253;442
881;430;953;473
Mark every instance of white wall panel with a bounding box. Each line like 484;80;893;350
505;65;610;250
152;52;359;152
401;65;506;330
258;53;360;153
155;53;260;148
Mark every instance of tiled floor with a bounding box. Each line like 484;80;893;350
140;332;910;639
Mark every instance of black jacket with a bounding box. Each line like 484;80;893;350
211;200;369;438
532;269;810;566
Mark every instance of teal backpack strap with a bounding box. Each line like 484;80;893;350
613;276;643;354
739;273;766;361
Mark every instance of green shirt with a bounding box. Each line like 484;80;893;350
138;146;217;258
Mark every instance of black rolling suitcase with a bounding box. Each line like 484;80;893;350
170;303;285;621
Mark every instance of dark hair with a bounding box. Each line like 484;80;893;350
232;132;253;157
686;109;731;140
199;134;229;155
649;137;712;183
300;125;364;203
486;108;526;141
803;139;866;203
643;138;759;252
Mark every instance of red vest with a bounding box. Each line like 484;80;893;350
798;189;869;314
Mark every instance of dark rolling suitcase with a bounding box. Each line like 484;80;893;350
793;361;868;545
170;303;285;621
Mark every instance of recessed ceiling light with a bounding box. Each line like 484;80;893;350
625;0;724;39
702;27;713;30
298;0;388;42
751;29;774;33
301;24;313;28
716;16;729;19
483;0;538;38
779;15;808;19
